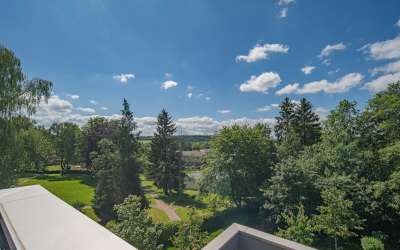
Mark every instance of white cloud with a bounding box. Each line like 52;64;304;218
397;19;400;28
187;92;193;98
319;43;346;58
363;72;400;92
66;94;79;100
90;100;98;105
100;106;108;111
205;97;211;101
360;36;400;60
280;8;288;18
77;107;96;113
328;68;340;75
363;59;400;92
113;73;135;84
370;60;400;76
161;80;178;90
236;43;289;63
322;59;331;66
240;71;282;93
32;95;93;127
276;82;300;96
218;110;230;114
32;96;276;135
277;0;295;18
301;66;315;75
256;104;279;112
275;73;363;95
164;73;173;79
278;0;295;5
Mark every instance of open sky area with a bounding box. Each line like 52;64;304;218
1;0;400;135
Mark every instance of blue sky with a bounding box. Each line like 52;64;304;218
1;0;400;134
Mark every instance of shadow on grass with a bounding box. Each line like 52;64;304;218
22;172;96;187
158;192;206;209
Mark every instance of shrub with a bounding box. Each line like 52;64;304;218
361;237;384;250
158;222;180;247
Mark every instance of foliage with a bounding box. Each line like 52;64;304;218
361;237;384;250
275;97;296;142
114;195;163;250
277;204;316;246
148;109;185;195
0;46;52;118
49;122;81;174
20;127;54;171
173;209;207;250
275;97;321;158
81;117;119;170
197;166;231;197
293;98;321;146
92;139;120;223
202;193;233;213
0;46;52;187
208;123;276;206
314;188;364;250
115;99;145;203
173;222;207;250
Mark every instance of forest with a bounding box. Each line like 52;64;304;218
1;45;399;250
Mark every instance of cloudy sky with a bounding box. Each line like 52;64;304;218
1;0;400;135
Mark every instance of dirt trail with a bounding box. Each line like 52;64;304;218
145;186;181;221
151;199;181;221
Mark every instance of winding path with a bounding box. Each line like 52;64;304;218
151;199;181;221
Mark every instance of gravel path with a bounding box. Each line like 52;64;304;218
151;199;181;221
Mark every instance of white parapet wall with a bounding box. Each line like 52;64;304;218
0;185;137;250
203;223;318;250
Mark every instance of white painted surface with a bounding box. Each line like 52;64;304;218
0;185;136;250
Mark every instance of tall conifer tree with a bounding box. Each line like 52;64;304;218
116;99;145;203
148;109;184;195
294;98;321;145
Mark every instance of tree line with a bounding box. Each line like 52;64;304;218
199;87;400;249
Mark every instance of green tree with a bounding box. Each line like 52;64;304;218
114;195;163;250
92;139;120;223
263;147;320;223
81;117;119;171
275;97;296;141
361;237;385;250
209;123;276;206
0;46;52;187
173;208;207;250
148;109;184;195
277;204;316;246
115;99;144;202
314;188;363;250
49;122;81;174
20;127;54;172
173;222;207;250
293;98;321;146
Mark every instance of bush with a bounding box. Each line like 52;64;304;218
361;237;384;250
173;222;207;250
158;222;180;247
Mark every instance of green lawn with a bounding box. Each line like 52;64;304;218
149;208;170;223
17;172;98;221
